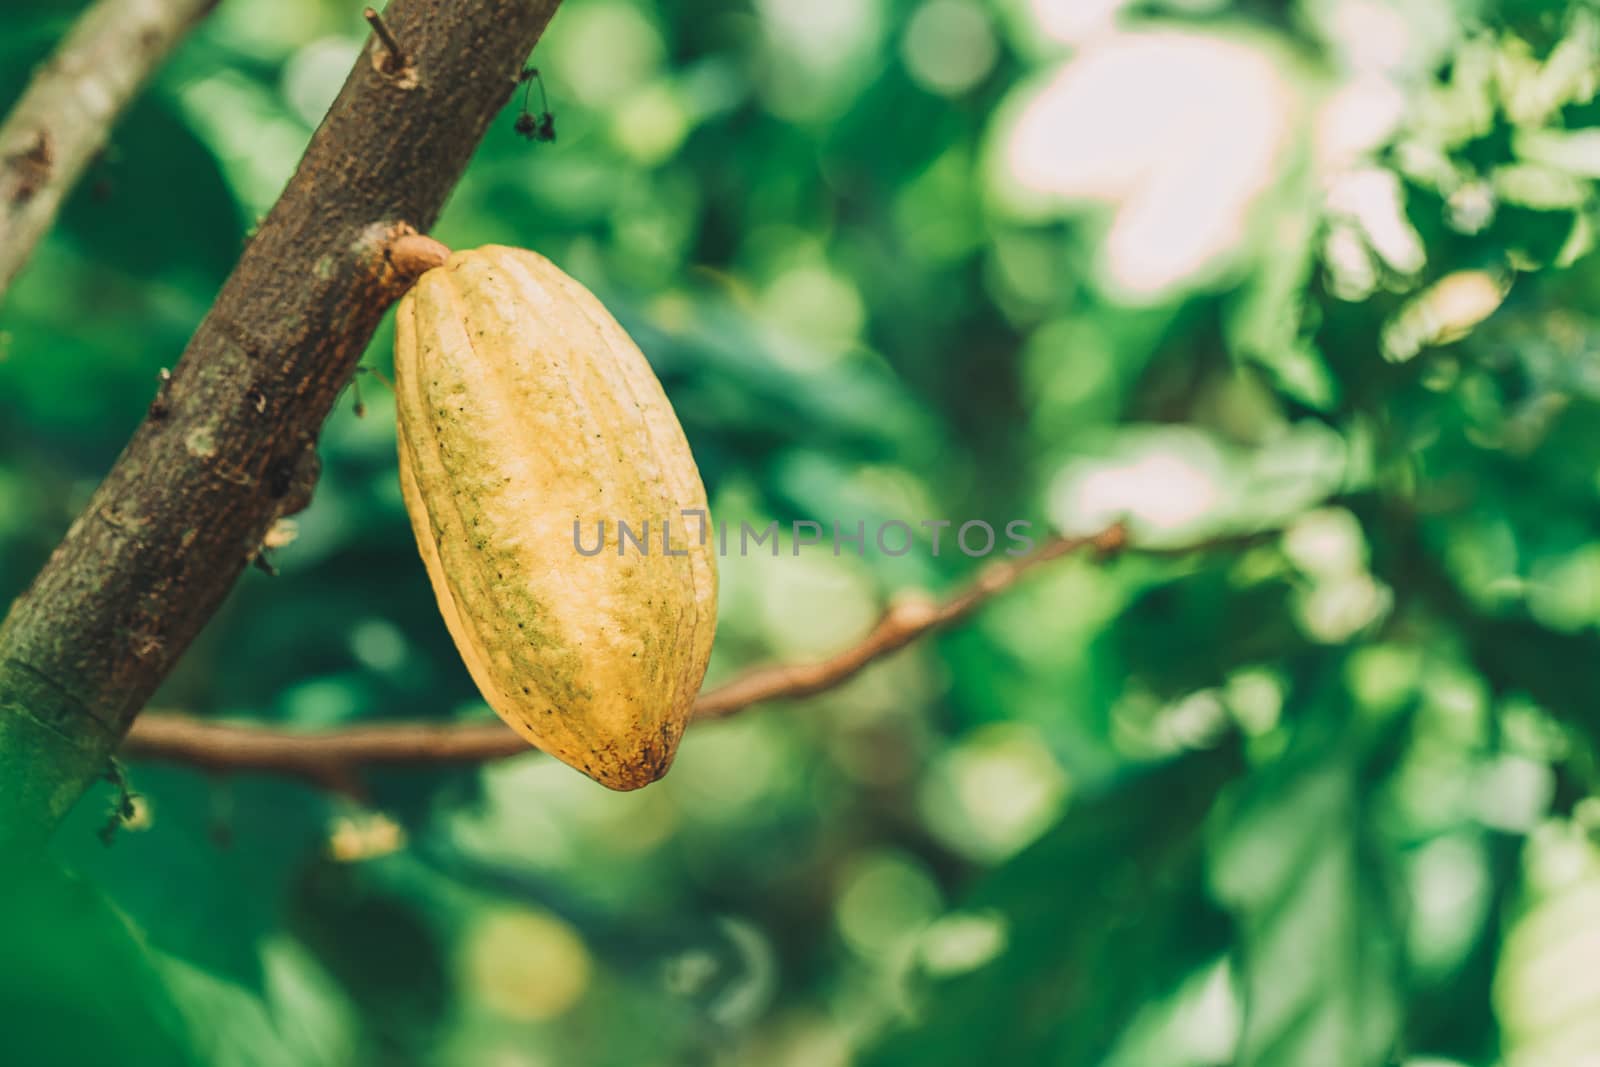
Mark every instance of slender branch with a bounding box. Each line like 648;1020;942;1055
0;0;220;304
0;0;564;846
118;526;1144;792
363;7;408;71
694;525;1128;718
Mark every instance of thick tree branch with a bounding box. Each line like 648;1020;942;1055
0;0;563;845
118;526;1137;792
0;0;220;303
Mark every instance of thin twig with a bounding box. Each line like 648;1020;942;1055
0;0;220;304
362;5;413;82
695;524;1127;718
363;7;406;69
117;523;1223;791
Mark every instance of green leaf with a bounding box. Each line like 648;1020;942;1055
862;741;1244;1067
1494;819;1600;1065
156;938;355;1067
1209;722;1405;1066
1227;156;1338;412
0;859;204;1067
57;769;332;991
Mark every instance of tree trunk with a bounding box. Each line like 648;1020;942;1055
0;0;562;847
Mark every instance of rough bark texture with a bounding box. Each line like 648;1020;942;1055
0;0;221;305
0;0;563;846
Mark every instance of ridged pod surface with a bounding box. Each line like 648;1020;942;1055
394;246;717;789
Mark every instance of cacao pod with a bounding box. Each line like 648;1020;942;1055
394;245;717;790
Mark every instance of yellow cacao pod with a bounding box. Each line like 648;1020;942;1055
394;245;717;790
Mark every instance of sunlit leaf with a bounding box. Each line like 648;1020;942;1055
1209;717;1406;1067
863;741;1244;1067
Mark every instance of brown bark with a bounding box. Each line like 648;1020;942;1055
0;0;563;846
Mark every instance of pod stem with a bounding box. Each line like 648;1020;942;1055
389;232;451;279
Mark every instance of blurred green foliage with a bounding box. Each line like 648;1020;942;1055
9;0;1600;1063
